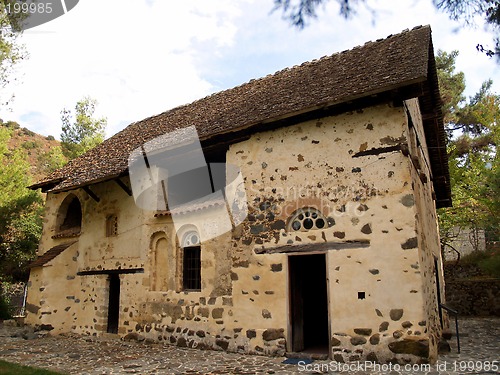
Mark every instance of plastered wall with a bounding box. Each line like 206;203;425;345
26;102;445;363
226;103;437;363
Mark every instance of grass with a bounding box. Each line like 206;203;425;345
478;252;500;278
0;360;62;375
461;248;500;278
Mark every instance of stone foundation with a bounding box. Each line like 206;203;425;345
124;323;286;356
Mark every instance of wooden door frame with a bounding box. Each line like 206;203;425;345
434;256;443;328
107;273;121;334
286;251;331;358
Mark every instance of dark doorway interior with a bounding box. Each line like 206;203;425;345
107;274;120;334
289;254;329;353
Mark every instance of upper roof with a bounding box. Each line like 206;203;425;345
31;25;451;208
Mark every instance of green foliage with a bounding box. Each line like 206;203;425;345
0;294;12;319
273;0;500;60
0;280;14;319
0;127;43;282
434;0;500;58
0;202;43;280
478;251;500;278
460;249;500;278
437;50;500;254
45;135;55;141
37;146;67;175
60;96;107;159
21;140;39;150
435;50;466;128
20;127;35;137
0;1;27;107
0;360;62;375
273;0;363;28
0;119;20;130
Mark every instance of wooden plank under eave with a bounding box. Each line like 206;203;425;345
254;240;370;255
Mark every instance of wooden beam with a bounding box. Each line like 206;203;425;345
114;178;132;196
83;186;100;202
352;145;401;158
77;268;144;276
254;240;370;255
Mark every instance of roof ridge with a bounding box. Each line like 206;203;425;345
111;25;431;132
162;26;431;107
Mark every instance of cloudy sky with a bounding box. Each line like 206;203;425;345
1;0;499;138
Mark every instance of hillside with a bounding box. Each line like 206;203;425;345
0;118;67;287
0;119;65;184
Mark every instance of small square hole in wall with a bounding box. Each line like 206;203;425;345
358;292;366;300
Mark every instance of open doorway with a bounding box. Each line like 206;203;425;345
289;253;329;354
107;274;120;334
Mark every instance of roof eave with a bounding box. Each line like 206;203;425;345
419;38;452;208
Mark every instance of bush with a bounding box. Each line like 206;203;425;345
22;141;39;150
0;120;20;130
0;294;12;320
477;251;500;278
461;250;490;264
461;249;500;278
21;128;35;137
45;135;55;141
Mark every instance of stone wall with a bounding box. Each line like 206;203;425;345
25;181;147;335
26;101;444;364
444;263;500;316
443;228;486;261
445;280;500;316
404;98;445;363
227;102;436;363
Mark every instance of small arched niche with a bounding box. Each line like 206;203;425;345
55;194;82;236
149;231;169;291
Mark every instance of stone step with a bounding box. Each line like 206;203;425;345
285;351;329;360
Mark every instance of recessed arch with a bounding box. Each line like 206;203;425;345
149;230;168;250
56;194;82;234
149;231;169;291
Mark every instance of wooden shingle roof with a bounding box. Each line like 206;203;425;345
28;241;77;268
31;25;451;207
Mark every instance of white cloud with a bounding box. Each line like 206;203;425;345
1;0;244;137
1;0;499;139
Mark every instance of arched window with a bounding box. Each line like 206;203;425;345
181;230;201;291
287;207;327;232
56;194;82;235
182;231;200;247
